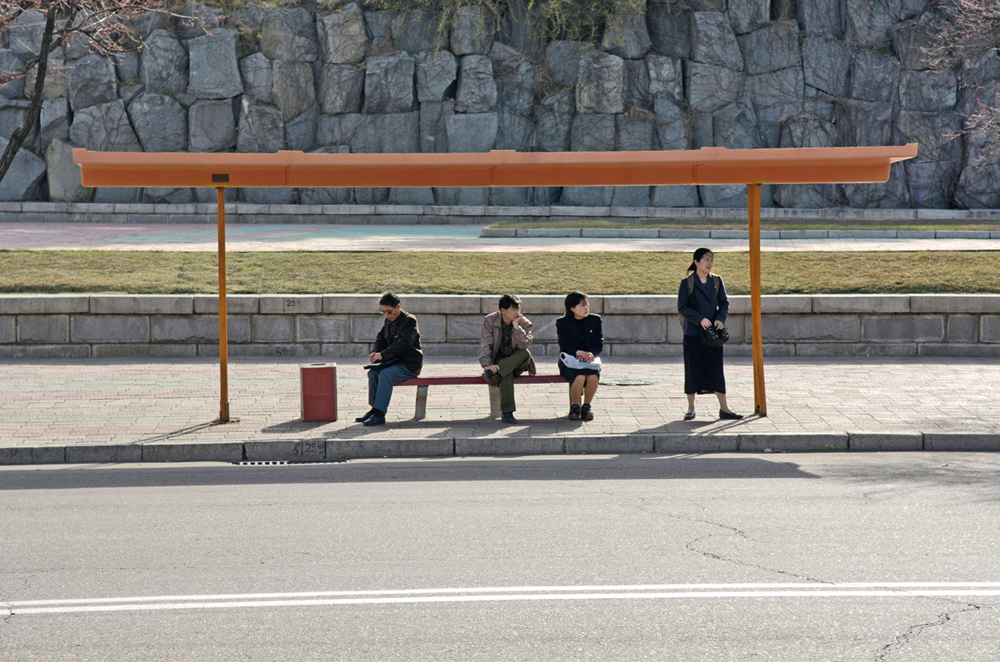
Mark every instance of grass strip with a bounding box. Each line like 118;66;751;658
0;250;997;295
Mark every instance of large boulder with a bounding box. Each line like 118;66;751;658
652;184;699;207
68;55;118;111
497;0;545;61
955;164;1000;209
495;107;535;151
616;113;654;150
415;51;457;103
237;98;286;152
24;53;69;100
260;8;319;62
455;55;497;114
844;0;901;48
890;13;945;71
272;61;316;122
713;97;762;149
0;50;25;98
739;21;800;74
188;29;243;100
188;99;237;152
654;96;691;150
113;52;139;83
842;162;910;208
286;105;318;152
364;9;395;55
849;49;901;103
491;43;535;116
535;89;574;152
685;61;744;113
319;64;365;114
802;35;851;97
545;41;594;87
570;113;615;151
140;30;188;96
445;112;498;152
324;113;418;153
625;58;650;110
894;111;961;163
730;0;770;34
392;9;444;54
45;137;90;202
70;100;142;151
774;112;839;208
647;55;683;103
364;53;415;114
317;113;364;149
419;100;454;153
601;4;651;60
0;140;46;201
451;4;495;56
906;160;954;208
900;69;957;111
128;93;188;152
39;98;69;152
239;53;272;103
647;4;691;60
175;1;224;39
748;67;804;147
0;99;33;144
317;3;371;64
835;99;893;147
576;51;625;114
690;12;744;71
143;187;194;204
796;0;843;39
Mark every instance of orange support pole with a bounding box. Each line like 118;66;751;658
747;184;767;416
217;187;230;423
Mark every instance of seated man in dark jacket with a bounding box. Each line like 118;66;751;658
356;292;423;427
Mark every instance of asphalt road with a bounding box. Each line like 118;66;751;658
2;454;999;661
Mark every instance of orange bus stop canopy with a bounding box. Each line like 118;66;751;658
74;145;918;423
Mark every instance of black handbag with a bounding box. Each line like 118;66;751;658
700;324;729;348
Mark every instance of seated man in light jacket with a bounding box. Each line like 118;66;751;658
478;294;536;424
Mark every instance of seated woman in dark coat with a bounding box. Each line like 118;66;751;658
677;247;743;421
555;291;603;421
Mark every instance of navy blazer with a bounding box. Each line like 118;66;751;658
556;314;604;357
677;274;729;336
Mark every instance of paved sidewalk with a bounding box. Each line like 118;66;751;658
2;223;998;252
1;356;998;464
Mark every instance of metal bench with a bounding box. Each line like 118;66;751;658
397;374;568;419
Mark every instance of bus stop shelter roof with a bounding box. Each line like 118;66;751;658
74;144;918;189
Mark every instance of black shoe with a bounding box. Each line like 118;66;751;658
482;369;496;383
355;409;375;423
719;409;744;420
501;412;518;424
363;413;386;427
568;404;580;420
581;403;593;421
683;411;695;421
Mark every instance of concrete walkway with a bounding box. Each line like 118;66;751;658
2;356;998;465
1;222;998;252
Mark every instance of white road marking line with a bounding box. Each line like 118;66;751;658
5;583;1000;616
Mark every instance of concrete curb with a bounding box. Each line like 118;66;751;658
4;432;999;465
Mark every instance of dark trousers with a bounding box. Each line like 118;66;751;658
493;348;532;413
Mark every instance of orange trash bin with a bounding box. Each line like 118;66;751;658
300;363;338;422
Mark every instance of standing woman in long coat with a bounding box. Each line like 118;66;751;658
677;247;743;421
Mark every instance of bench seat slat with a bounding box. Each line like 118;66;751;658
398;375;566;386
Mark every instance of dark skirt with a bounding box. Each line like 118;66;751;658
683;334;725;394
559;360;600;383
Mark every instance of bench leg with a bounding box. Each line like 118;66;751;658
489;385;501;419
414;385;428;420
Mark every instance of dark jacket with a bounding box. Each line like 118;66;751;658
373;310;423;374
677;274;729;336
556;314;604;358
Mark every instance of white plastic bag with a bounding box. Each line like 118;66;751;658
559;352;602;371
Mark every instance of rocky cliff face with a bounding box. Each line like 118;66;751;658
1;0;994;208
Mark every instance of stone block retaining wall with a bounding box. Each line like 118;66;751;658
3;293;1000;359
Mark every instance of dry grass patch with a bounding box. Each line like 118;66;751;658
1;250;998;295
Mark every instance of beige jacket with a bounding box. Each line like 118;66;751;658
478;310;536;374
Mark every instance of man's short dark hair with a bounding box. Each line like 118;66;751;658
498;293;521;310
379;292;400;308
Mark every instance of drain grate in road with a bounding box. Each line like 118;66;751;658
233;459;347;466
